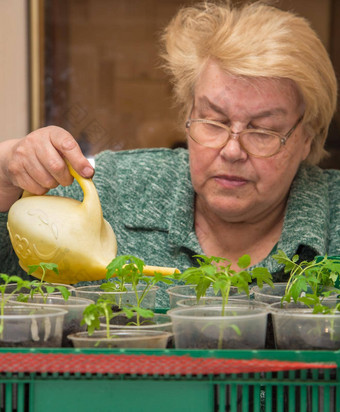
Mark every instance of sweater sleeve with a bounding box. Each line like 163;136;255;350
0;211;30;278
325;169;340;255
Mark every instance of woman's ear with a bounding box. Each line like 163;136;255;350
300;126;313;162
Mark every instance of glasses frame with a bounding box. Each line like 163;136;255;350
185;115;304;158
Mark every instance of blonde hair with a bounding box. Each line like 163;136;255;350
160;1;337;164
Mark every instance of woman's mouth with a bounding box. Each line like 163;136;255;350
214;175;248;188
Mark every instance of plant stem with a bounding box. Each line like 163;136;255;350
0;282;23;338
217;282;231;349
133;281;152;326
0;290;5;338
103;305;111;339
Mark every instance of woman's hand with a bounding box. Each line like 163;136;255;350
0;126;94;211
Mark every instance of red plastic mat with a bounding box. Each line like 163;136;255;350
0;353;336;375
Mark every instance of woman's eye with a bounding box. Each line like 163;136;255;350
211;119;229;125
197;112;228;124
250;121;282;132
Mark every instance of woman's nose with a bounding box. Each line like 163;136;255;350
219;133;248;162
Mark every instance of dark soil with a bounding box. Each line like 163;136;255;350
0;338;61;348
273;317;340;350
275;338;338;350
175;329;258;350
109;315;156;326
166;335;175;349
63;319;85;347
265;314;276;349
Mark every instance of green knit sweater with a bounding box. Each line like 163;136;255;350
1;148;340;307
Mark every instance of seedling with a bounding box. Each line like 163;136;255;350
80;255;175;341
81;297;154;339
272;250;340;314
179;254;273;348
180;254;273;315
0;274;32;337
0;262;71;340
25;262;71;303
103;255;174;325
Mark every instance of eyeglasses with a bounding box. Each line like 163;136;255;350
185;115;303;158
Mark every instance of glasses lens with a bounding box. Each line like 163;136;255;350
187;120;282;157
188;121;228;147
240;131;281;157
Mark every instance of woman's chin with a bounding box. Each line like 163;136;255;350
207;201;255;223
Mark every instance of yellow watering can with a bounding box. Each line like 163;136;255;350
7;161;117;284
7;161;178;284
7;160;117;284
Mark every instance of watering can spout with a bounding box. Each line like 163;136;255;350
7;161;117;284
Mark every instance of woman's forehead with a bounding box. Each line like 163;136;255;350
193;64;304;116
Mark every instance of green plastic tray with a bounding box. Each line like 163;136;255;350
0;348;338;412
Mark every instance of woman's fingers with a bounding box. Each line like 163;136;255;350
6;126;94;195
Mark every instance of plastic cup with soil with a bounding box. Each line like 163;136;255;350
252;283;340;349
168;301;269;350
270;300;340;350
8;295;94;347
0;306;67;347
68;329;172;349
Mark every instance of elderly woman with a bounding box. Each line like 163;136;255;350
0;1;338;307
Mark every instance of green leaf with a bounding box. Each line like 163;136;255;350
8;275;27;284
16;293;29;302
106;255;145;279
100;282;122;292
229;324;241;336
45;286;55;295
298;294;318;307
0;274;10;283
312;303;329;315
28;262;59;275
251;267;273;289
55;286;71;301
121;307;135;319
28;265;40;275
292;254;299;263
290;277;307;301
237;254;251;269
129;306;154;318
195;278;213;300
44;263;59;274
81;300;111;335
272;250;297;273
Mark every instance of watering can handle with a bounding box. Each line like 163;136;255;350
21;160;103;223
